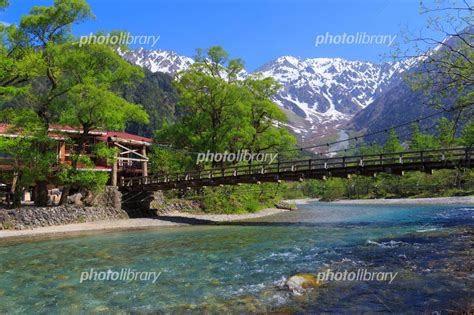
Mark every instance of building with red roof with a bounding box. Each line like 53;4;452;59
0;124;153;186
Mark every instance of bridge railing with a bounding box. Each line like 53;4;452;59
120;147;472;188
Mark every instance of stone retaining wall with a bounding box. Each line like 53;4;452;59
0;188;203;230
0;205;129;230
149;192;201;215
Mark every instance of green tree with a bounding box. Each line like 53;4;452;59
409;122;439;150
383;129;404;153
156;46;250;168
148;147;190;174
156;46;296;169
0;109;57;207
358;142;383;155
121;70;179;137
243;76;296;157
436;117;457;147
401;1;473;130
0;13;42;98
2;0;149;204
54;44;148;201
460;119;474;147
1;0;96;205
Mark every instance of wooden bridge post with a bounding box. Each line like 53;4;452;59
111;152;118;186
142;145;148;177
466;147;471;166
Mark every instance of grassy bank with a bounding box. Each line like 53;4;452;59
165;169;474;213
301;169;474;201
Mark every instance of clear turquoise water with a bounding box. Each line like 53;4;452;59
0;202;473;313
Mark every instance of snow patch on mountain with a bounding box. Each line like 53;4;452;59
119;47;194;76
120;48;414;142
252;56;414;139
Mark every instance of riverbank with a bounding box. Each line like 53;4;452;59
0;208;288;240
161;207;286;222
1;196;472;240
331;196;474;204
289;196;474;205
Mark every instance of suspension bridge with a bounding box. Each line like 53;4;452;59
119;147;473;192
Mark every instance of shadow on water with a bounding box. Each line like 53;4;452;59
153;215;217;225
154;214;471;229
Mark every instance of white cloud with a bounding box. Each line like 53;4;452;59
0;21;10;26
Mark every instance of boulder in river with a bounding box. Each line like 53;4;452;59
285;273;321;295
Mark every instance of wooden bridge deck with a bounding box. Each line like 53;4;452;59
119;147;473;191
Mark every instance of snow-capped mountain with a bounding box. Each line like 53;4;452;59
120;48;412;143
119;48;194;75
255;56;408;140
349;32;473;144
120;47;250;80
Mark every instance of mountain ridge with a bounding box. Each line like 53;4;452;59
119;47;415;144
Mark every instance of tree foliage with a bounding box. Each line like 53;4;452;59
0;0;149;204
121;70;179;137
155;46;296;170
0;109;57;207
383;129;404;153
409;122;439;150
400;0;473;132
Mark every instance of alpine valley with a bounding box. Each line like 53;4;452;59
119;47;451;147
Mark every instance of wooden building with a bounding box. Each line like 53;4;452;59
0;124;153;187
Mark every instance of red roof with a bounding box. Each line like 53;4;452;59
0;123;104;135
96;131;153;144
48;124;105;135
0;124;66;139
0;123;11;134
0;124;153;144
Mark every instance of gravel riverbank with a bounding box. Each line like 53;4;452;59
288;196;474;205
0;208;288;240
1;196;471;241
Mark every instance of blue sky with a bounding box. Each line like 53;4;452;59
1;0;442;71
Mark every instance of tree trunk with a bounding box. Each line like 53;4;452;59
10;172;21;208
33;134;52;206
58;185;70;205
34;181;49;206
11;190;22;208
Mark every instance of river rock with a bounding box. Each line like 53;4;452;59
149;191;201;215
85;186;122;209
275;201;297;211
285;273;320;295
67;193;83;206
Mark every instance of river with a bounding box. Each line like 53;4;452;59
0;202;473;313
